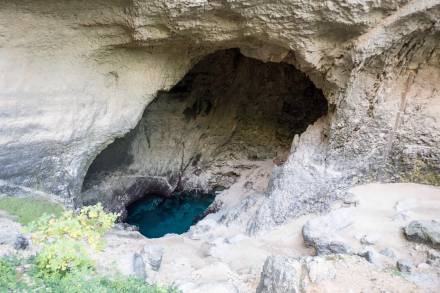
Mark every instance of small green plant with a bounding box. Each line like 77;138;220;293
0;257;28;292
33;239;94;278
0;256;177;292
28;203;118;250
391;269;403;278
0;196;63;225
26;203;118;278
36;268;176;293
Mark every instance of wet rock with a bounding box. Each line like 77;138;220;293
257;256;301;293
302;209;353;255
143;245;164;271
403;220;440;249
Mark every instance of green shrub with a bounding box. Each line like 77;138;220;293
35;268;175;293
0;257;28;292
33;239;94;278
1;204;177;292
0;256;177;293
27;203;118;250
0;196;63;225
26;203;118;277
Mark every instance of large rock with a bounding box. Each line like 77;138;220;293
132;252;147;280
404;220;440;249
142;245;164;272
257;256;302;293
302;209;353;255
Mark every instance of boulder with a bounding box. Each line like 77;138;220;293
143;245;164;271
397;259;413;273
403;220;440;249
257;256;301;293
305;257;336;283
426;249;440;265
132;252;147;280
13;235;29;250
302;209;353;255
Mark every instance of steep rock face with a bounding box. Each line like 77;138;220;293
0;0;439;230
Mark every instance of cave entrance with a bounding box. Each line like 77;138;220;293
81;48;327;237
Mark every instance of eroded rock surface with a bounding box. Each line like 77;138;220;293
0;1;438;229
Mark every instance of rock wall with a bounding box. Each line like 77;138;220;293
1;0;439;230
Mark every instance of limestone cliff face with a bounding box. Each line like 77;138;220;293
1;1;439;229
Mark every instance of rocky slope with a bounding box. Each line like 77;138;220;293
4;183;437;292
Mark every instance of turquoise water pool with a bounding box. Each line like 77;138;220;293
126;191;215;238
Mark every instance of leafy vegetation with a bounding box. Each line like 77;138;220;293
0;257;175;292
0;204;177;292
0;196;63;224
26;203;118;277
0;257;27;292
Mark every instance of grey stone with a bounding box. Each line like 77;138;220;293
132;252;147;280
426;249;440;265
143;245;164;271
187;219;216;240
13;235;29;250
305;257;336;283
397;259;413;273
114;223;139;232
359;249;382;266
380;248;397;259
257;256;301;293
302;209;353;255
403;220;440;249
0;231;16;246
0;230;26;250
360;234;379;246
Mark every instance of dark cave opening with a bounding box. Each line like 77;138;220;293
81;48;328;236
